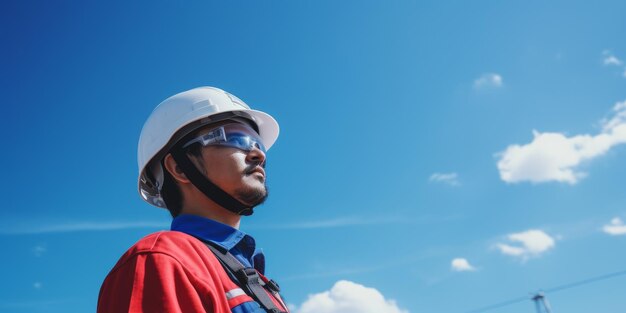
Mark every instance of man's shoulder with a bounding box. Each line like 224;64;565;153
99;231;241;313
124;230;207;258
105;230;234;288
106;230;227;283
106;231;207;271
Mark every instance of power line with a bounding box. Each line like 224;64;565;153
463;268;626;313
464;295;529;313
544;268;626;293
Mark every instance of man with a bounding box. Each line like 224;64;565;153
98;87;288;313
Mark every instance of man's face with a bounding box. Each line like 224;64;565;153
192;122;268;207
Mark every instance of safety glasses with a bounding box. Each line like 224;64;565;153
182;123;266;153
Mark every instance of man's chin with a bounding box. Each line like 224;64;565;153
235;186;268;207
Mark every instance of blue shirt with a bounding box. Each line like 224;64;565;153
170;214;269;313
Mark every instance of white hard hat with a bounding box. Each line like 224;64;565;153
137;86;279;208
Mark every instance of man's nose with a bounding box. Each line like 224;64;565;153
246;145;266;165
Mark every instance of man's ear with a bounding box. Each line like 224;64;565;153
163;154;191;184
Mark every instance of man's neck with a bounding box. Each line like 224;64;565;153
181;202;242;229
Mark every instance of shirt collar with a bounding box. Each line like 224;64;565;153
170;214;247;251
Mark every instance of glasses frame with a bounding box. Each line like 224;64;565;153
182;124;266;153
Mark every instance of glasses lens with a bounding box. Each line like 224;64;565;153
223;124;266;152
225;133;266;152
185;123;266;153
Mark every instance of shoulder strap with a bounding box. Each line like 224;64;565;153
204;242;288;313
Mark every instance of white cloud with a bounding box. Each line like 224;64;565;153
0;299;72;310
603;217;626;235
473;73;503;89
32;245;46;257
33;282;43;289
604;55;623;66
495;229;555;260
295;280;408;313
451;258;476;272
0;221;169;235
429;172;460;186
497;100;626;184
252;215;460;231
254;216;407;230
603;50;623;66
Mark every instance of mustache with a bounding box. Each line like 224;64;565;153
244;161;266;175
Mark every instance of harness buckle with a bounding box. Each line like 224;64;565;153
266;279;281;293
236;268;260;285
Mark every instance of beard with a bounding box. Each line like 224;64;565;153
235;184;268;208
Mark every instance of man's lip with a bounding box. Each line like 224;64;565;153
248;167;265;177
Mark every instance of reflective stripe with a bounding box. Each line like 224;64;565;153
226;288;246;300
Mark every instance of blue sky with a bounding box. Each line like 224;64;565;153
2;1;626;312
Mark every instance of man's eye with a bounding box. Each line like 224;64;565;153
228;136;249;146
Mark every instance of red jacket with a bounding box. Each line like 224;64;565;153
97;231;287;312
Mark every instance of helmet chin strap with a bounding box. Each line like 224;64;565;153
170;149;254;216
